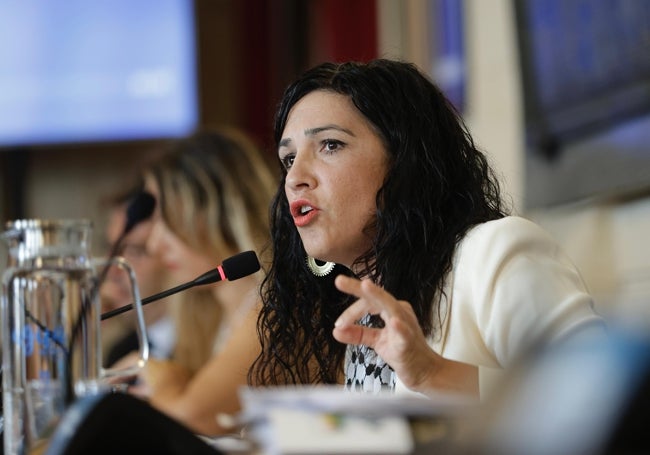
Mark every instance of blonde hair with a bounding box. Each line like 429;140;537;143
144;126;277;373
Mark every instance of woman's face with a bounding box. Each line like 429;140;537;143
279;90;389;269
144;174;216;285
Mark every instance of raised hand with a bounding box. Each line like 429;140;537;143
332;275;478;396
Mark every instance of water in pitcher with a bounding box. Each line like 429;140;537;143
2;265;100;452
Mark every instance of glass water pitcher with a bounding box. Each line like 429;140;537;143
1;219;149;455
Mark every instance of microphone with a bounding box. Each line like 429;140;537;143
101;250;261;321
93;190;156;301
110;191;156;257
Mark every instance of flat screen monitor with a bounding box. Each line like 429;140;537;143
514;0;650;208
0;0;198;148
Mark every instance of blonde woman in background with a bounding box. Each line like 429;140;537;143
126;127;277;415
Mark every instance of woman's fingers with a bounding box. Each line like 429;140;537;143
334;275;398;326
333;323;381;346
333;275;406;347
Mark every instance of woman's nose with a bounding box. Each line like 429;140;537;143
285;152;316;191
146;220;164;257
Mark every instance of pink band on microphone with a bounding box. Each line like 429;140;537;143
217;265;227;281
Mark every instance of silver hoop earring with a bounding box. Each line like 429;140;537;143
306;256;335;277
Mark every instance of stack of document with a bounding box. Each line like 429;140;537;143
237;385;476;455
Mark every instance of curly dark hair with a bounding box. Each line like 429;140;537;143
249;59;508;386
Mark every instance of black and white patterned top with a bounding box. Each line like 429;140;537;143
343;314;396;393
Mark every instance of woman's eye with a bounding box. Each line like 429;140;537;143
120;244;149;259
280;154;295;170
323;139;343;153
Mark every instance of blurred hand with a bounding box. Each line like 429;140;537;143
105;351;146;395
139;358;192;400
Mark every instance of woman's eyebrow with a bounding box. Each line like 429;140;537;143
279;125;354;149
305;124;355;137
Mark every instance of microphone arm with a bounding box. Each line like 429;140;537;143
101;251;260;321
101;273;212;320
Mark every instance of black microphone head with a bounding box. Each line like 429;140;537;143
124;191;156;234
222;251;260;280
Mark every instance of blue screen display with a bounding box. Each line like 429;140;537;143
0;0;198;147
517;0;650;147
515;0;650;207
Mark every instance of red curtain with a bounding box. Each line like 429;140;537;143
236;0;378;150
310;0;378;64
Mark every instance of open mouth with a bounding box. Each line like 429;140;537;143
291;201;315;218
299;205;313;215
291;201;318;227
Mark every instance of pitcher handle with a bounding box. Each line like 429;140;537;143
99;256;150;378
